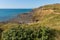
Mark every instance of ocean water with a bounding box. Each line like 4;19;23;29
0;9;32;22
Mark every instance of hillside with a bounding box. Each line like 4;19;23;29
0;4;60;30
32;3;60;30
5;4;60;30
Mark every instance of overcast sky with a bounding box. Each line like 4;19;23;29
0;0;60;9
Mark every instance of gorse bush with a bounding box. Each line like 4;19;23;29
1;25;56;40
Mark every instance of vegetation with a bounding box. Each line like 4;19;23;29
1;24;56;40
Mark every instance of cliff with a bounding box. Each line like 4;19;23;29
8;4;60;24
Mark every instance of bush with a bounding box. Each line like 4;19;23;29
1;25;56;40
0;28;3;39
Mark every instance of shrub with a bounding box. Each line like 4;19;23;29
0;28;3;39
1;25;56;40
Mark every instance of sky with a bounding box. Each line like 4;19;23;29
0;0;60;9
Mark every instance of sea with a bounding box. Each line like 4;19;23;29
0;9;32;22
